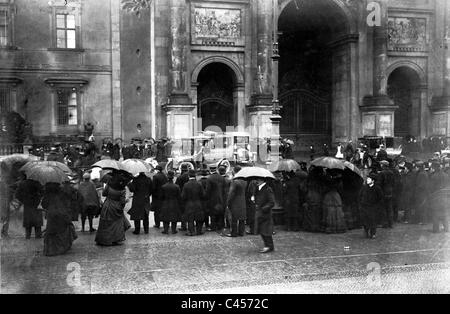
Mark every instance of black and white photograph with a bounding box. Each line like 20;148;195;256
1;0;450;298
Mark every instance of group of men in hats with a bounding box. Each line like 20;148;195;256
359;156;450;238
124;162;275;253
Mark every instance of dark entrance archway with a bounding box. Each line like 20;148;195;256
278;0;351;149
197;62;237;132
387;66;422;138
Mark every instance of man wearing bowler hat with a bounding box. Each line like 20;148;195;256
359;172;383;239
251;177;275;253
151;165;167;229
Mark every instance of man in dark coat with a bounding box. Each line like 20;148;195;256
282;171;302;231
151;165;168;229
160;170;182;234
78;172;101;232
245;179;259;235
413;161;429;224
224;166;248;237
206;166;228;232
252;178;275;253
15;178;43;239
47;147;65;163
181;170;205;236
198;169;210;229
377;160;395;228
401;163;416;223
427;186;450;233
376;145;388;162
359;173;384;239
175;164;190;231
128;172;153;234
61;180;83;223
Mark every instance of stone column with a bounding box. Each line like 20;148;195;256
169;0;189;100
165;0;192;139
361;0;396;137
269;0;281;162
249;0;275;162
431;0;450;137
111;0;122;140
373;0;388;97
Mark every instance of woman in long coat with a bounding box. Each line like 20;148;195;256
95;173;131;246
127;173;153;234
160;171;182;234
302;169;323;232
282;171;302;231
15;178;43;239
42;183;77;256
322;181;347;234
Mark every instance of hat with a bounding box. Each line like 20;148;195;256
188;169;196;178
181;164;189;171
379;160;389;167
200;169;208;177
83;173;91;180
167;170;175;180
155;165;163;171
416;161;424;167
218;166;226;175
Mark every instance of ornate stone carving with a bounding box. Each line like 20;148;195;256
191;7;242;46
388;17;427;51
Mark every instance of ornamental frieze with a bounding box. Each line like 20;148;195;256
388;17;427;51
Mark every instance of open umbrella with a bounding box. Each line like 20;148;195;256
20;160;72;175
268;159;301;172
26;165;69;185
0;154;39;171
91;159;125;171
342;160;363;178
234;166;276;180
122;159;153;176
311;156;345;170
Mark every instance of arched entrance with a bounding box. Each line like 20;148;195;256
387;66;422;138
278;0;353;148
197;62;238;132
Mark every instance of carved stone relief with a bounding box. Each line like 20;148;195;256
388;17;427;51
191;6;243;46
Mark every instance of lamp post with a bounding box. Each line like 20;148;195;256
270;0;281;162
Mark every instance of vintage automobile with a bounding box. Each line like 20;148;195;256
166;131;256;173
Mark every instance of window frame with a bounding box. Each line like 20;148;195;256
50;5;82;51
0;3;15;49
56;87;80;127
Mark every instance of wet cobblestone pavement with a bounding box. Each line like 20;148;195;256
1;217;449;294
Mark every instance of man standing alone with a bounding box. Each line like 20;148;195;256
224;166;247;237
252;178;275;253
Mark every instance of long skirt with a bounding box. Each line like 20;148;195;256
323;206;347;234
43;224;77;256
95;199;131;246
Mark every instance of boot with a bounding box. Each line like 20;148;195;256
133;221;140;234
35;227;42;239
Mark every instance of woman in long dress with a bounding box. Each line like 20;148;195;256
42;183;77;256
322;179;347;234
95;172;131;246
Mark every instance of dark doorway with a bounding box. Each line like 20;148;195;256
387;67;421;138
197;63;236;132
278;0;349;147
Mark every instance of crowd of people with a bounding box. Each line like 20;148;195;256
2;137;450;258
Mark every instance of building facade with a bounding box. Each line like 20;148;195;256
1;0;449;153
